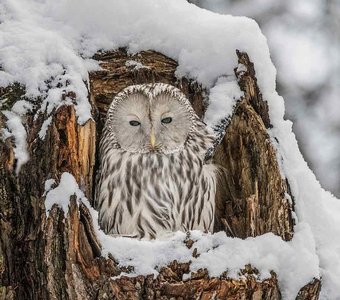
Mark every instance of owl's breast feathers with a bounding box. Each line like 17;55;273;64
96;122;217;239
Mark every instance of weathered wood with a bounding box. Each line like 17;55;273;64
213;52;294;240
109;269;281;300
0;89;96;298
296;278;321;300
0;49;321;299
0;114;16;300
51;105;96;198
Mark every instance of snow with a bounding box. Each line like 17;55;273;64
0;1;92;124
44;178;56;195
45;172;84;216
45;172;319;300
0;0;272;117
204;76;243;129
0;0;339;298
38;116;52;139
190;226;319;299
193;0;340;198
270;121;340;299
125;60;149;70
11;100;33;116
1;110;28;173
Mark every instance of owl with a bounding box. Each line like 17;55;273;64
95;83;217;239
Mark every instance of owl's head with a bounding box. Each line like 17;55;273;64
105;84;199;154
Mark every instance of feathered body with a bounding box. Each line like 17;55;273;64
95;83;216;239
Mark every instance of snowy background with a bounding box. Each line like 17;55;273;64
1;0;340;299
190;0;340;198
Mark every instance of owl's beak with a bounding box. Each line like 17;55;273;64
150;128;156;149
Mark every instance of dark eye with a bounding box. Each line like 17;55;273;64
129;120;141;126
161;117;172;124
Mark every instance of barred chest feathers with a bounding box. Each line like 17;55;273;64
96;135;216;239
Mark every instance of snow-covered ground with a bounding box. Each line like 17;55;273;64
1;0;340;299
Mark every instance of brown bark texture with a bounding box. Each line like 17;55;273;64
0;49;320;299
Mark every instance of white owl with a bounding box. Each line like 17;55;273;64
95;83;217;239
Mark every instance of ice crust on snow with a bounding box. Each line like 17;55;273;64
0;0;339;298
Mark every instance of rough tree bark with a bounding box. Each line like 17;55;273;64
0;49;320;299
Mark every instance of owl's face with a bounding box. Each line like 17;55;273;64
108;85;195;154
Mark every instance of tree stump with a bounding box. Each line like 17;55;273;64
0;49;320;299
